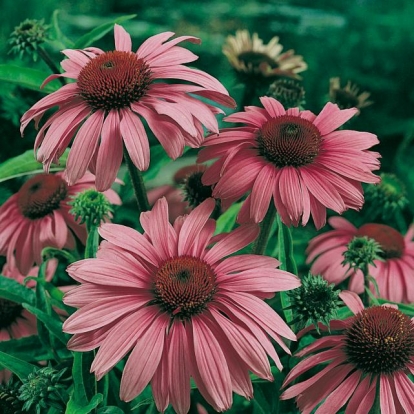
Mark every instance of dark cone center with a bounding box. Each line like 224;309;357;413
77;50;152;111
344;306;414;374
17;174;68;220
153;256;216;319
0;298;23;329
258;115;322;167
356;223;405;259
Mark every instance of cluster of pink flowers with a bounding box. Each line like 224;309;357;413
1;21;412;414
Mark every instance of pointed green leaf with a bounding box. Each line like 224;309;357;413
23;304;69;345
215;202;242;234
0;275;35;305
0;351;37;380
66;393;103;414
0;148;69;183
73;15;136;49
0;64;58;93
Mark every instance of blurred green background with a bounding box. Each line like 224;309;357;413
1;0;414;170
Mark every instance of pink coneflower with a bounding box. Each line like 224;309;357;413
21;25;235;191
306;217;414;303
281;292;414;413
198;97;380;229
63;197;301;413
0;297;37;383
0;171;121;275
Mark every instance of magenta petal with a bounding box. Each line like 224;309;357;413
345;376;376;414
394;371;414;414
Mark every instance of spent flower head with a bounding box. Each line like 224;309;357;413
329;77;373;111
342;235;384;271
267;77;305;109
18;367;68;414
8;19;49;60
288;273;341;333
0;377;24;414
363;173;408;221
69;189;113;229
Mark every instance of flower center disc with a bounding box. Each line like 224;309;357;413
0;298;23;329
17;174;68;220
356;223;405;259
238;51;276;70
345;306;414;374
77;51;152;111
258;115;322;167
153;256;216;319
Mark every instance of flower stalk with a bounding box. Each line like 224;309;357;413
123;146;150;214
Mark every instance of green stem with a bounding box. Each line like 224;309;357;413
37;46;66;86
240;83;256;109
85;224;99;259
362;263;370;307
123;146;150;213
253;203;277;255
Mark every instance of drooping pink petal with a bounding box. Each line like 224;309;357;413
96;110;123;191
119;108;150;171
65;110;105;185
313;103;357;135
120;313;169;402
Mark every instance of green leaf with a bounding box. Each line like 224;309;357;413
0;149;69;183
377;299;414;317
0;336;51;361
215;202;242;234
71;351;97;407
97;408;125;414
143;145;176;181
73;15;136;49
0;64;59;94
0;275;35;305
276;214;297;326
0;351;37;380
23;304;69;346
66;393;103;414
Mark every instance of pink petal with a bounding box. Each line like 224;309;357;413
250;163;275;222
313;102;357;135
204;224;259;263
177;198;216;256
114;24;132;52
168;321;191;414
98;223;160;266
120;313;169;401
91;306;160;379
339;291;365;315
345;376;376;414
394;371;414;414
315;370;360;414
63;296;145;334
259;96;286;118
65;110;104;185
380;375;397;414
96;110;123;191
119;108;150;171
191;316;233;411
